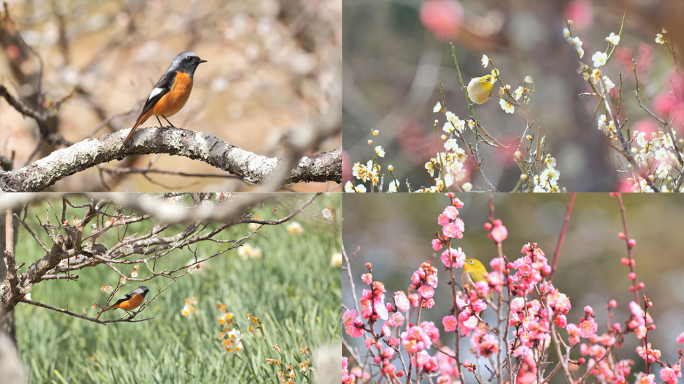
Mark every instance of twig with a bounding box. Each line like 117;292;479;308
548;193;576;282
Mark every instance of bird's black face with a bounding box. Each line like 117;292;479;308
138;286;150;297
184;55;207;66
176;54;206;77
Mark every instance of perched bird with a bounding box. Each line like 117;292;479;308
122;52;207;147
462;259;492;300
466;74;495;104
101;286;149;314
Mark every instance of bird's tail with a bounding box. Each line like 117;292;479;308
101;304;118;312
122;110;151;147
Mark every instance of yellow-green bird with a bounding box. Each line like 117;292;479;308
467;75;495;104
462;258;493;300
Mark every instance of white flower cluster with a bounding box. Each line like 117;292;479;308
532;155;561;193
629;130;681;192
597;114;618;142
421;140;468;193
568;27;618;96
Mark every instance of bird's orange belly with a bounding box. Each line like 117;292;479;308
152;71;193;117
119;294;144;310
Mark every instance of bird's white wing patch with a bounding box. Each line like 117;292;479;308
148;87;164;100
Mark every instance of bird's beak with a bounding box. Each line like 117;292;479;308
199;59;208;64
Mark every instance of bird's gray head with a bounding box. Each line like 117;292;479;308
168;51;207;77
136;286;150;297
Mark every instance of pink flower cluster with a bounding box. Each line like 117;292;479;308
470;325;499;357
360;279;388;321
432;196;465;251
343;309;364;338
400;321;441;374
508;243;552;296
343;357;368;383
509;297;551;350
410;262;439;309
485;219;508;243
436;347;460;383
442;292;485;337
660;364;682;384
626;301;654;339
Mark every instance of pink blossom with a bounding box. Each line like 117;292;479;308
408;293;420;307
677;331;684;344
442;219;465;239
547;289;571;315
636;343;661;364
436;347;460;381
401;325;432;353
567;323;581;345
489;223;508;243
441;247;466;268
342;357;355;384
360;290;373;318
579;317;597;338
343;310;364;338
555;315;567;328
471;299;487;313
510;297;525;312
420;321;440;342
388;312;404;327
485;271;504;292
660;366;681;384
459;314;478;336
443;315;457;332
375;300;388;320
361;273;372;284
394;291;410;312
470;326;499;357
418;285;434;299
443;206;459;219
438;214;450;226
432;238;443;251
637;374;656;384
452;198;464;208
381;323;391;337
474;281;490;299
411;350;438;373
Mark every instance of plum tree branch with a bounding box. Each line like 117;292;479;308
0;127;341;191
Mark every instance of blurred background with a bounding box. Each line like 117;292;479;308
0;0;341;192
343;193;684;382
343;0;684;192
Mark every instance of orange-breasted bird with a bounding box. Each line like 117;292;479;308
101;286;149;314
122;52;207;147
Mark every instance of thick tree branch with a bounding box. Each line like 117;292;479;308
0;127;341;191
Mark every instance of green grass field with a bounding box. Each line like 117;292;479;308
13;194;341;383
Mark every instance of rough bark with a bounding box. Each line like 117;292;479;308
0;127;342;191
